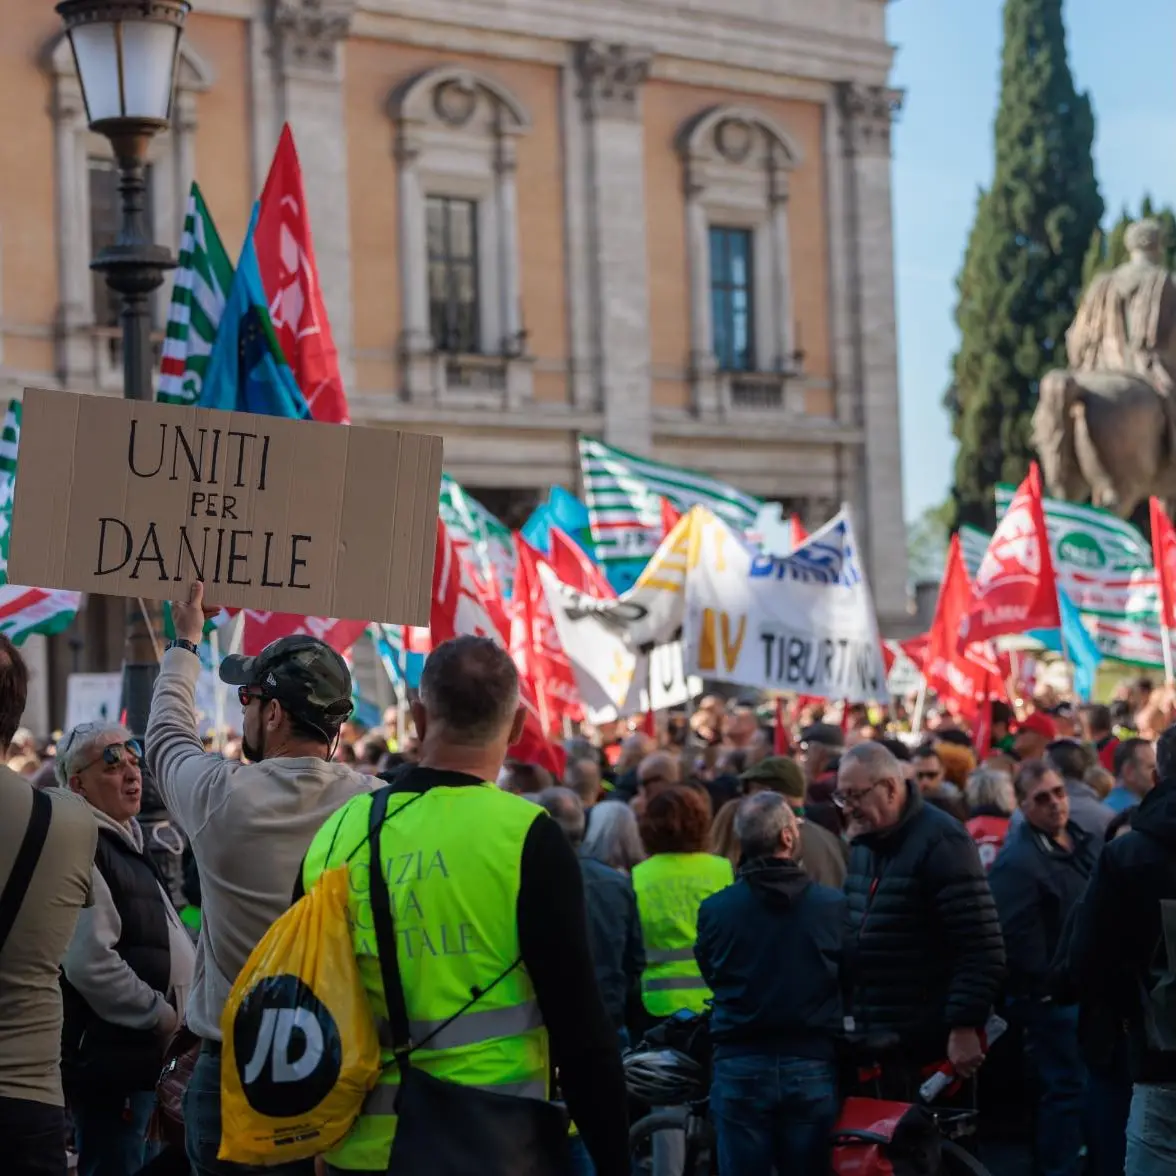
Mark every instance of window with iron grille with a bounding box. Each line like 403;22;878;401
709;225;754;372
427;196;480;354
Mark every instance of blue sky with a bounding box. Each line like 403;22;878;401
889;0;1176;522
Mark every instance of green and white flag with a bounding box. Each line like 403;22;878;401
993;484;1154;617
0;400;82;644
157;183;234;406
962;514;1165;670
579;437;762;564
438;474;515;595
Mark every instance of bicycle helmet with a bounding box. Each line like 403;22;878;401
623;1048;706;1105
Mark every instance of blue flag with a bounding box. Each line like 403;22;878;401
1028;585;1102;701
199;204;310;419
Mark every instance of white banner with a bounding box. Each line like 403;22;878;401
682;509;888;701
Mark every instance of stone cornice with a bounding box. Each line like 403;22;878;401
350;0;894;84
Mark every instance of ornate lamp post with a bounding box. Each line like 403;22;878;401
56;0;190;738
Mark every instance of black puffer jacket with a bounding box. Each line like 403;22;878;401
844;784;1006;1061
1070;778;1176;1083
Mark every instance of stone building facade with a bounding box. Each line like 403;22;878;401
0;0;909;728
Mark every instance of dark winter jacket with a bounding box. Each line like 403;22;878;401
988;818;1094;1000
61;828;172;1091
1070;778;1176;1083
579;854;645;1033
696;857;844;1061
844;784;1006;1061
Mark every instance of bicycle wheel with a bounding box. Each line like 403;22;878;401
939;1139;995;1176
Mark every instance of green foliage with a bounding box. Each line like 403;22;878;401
947;0;1103;533
1082;197;1176;287
907;501;953;584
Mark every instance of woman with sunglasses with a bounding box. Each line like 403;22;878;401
57;721;195;1176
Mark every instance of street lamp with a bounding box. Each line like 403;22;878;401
56;0;190;742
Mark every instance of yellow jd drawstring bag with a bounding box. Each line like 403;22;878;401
218;866;380;1163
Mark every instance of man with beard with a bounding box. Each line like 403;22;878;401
145;581;370;1176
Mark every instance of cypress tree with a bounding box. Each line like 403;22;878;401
946;0;1103;531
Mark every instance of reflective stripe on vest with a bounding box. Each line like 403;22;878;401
632;852;734;1017
363;1076;548;1115
375;998;543;1052
301;784;551;1172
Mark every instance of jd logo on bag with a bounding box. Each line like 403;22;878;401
234;975;342;1117
219;868;381;1164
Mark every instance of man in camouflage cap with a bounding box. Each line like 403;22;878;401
218;634;354;761
145;582;370;1176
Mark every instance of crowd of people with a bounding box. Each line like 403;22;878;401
1;584;1175;1176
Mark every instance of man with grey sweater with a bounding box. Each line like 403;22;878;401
147;582;370;1176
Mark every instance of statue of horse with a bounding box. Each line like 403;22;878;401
1033;219;1176;519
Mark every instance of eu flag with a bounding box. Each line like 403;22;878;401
199;203;310;419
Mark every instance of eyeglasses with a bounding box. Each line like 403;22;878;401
238;687;269;708
75;739;143;775
832;779;885;809
1031;785;1066;806
915;770;941;782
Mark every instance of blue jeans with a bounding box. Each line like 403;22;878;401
1015;1000;1086;1176
72;1088;156;1176
710;1054;837;1176
1126;1083;1176;1176
183;1045;315;1176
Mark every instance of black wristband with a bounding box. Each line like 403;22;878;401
166;638;200;656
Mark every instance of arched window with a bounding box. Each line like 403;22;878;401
678;105;803;418
45;32;211;392
389;66;532;408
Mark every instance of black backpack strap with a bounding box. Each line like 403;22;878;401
368;785;416;1077
0;788;53;956
366;784;526;1074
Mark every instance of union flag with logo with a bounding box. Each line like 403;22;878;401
958;465;1060;649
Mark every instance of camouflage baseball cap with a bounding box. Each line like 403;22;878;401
740;756;805;800
219;635;353;727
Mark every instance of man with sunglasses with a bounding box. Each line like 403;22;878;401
989;761;1095;1176
146;581;370;1176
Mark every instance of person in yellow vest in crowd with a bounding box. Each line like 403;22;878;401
633;785;734;1022
297;636;629;1176
632;785;733;1176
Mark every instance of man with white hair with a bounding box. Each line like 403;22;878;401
839;741;1006;1093
695;792;845;1176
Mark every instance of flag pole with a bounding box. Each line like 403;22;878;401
1163;626;1175;687
910;677;928;738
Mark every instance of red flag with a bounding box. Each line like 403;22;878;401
773;697;789;754
927;536;1007;719
790;514;809;549
900;634;930;671
959;464;1060;648
239;612;366;658
256;125;350;424
660;497;683;540
641;710;657;738
1151;496;1176;628
509;535;583;733
431;519;564;777
548;526;615;599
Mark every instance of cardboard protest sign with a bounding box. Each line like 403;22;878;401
7;388;442;626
